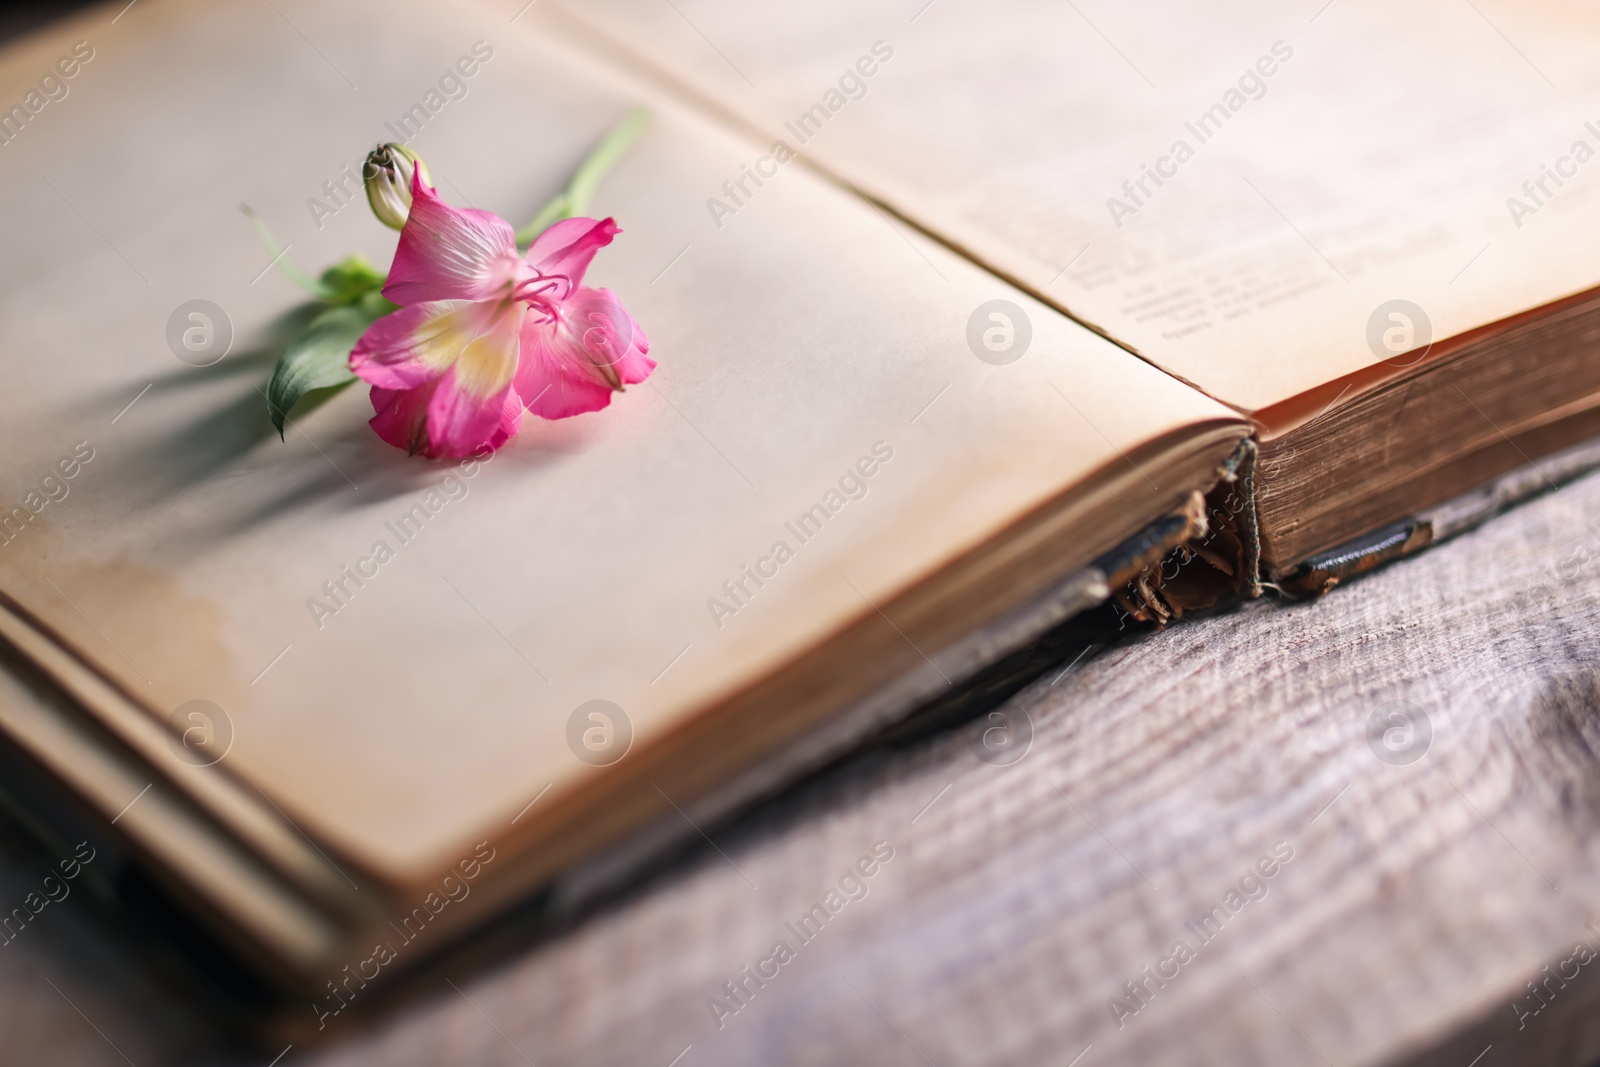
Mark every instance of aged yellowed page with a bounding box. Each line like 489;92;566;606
549;0;1600;413
0;0;1240;881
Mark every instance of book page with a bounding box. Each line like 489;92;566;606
0;0;1239;878
550;0;1600;413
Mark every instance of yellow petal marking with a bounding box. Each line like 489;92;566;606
452;300;527;400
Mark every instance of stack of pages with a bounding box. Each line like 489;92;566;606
0;0;1596;1018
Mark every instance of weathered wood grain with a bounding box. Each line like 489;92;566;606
5;469;1600;1066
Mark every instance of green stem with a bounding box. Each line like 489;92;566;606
520;192;570;242
515;106;650;248
240;204;338;300
566;106;650;216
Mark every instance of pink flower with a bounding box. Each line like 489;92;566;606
351;170;653;457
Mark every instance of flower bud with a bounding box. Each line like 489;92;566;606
363;143;432;230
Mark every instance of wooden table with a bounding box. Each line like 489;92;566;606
4;466;1600;1067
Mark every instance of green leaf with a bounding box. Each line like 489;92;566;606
319;254;387;306
266;304;373;436
357;288;398;319
240;204;339;300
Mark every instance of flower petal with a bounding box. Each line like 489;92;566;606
351;300;477;390
427;365;520;458
524;217;620;296
569;287;654;387
364;299;527;458
514;342;614;419
515;287;655;420
452;300;526;400
486;387;526;451
383;171;522;305
368;378;524;459
368;381;437;456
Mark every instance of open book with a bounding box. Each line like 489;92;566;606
0;0;1594;1028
